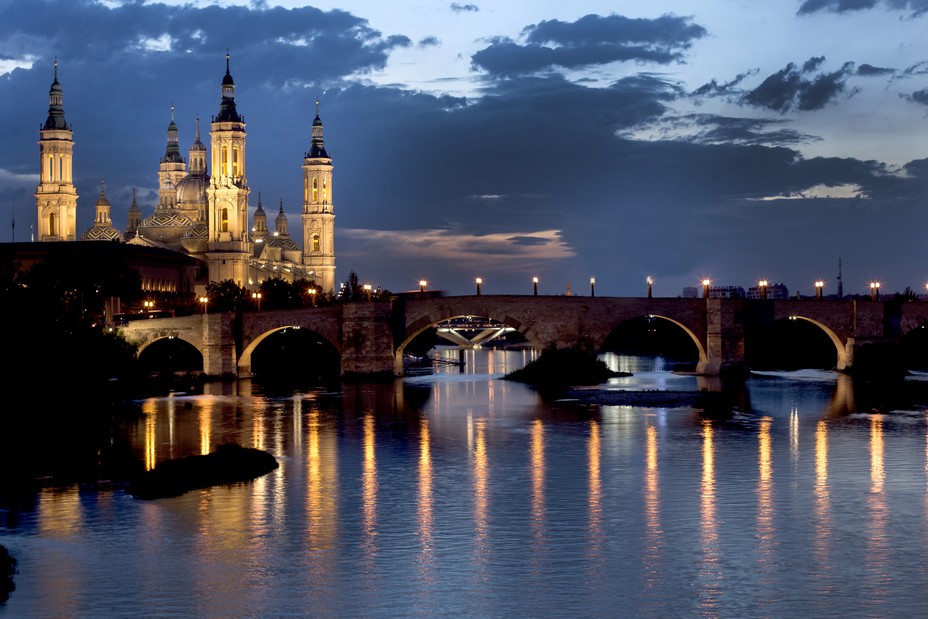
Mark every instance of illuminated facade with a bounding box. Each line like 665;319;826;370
36;57;337;293
35;59;77;242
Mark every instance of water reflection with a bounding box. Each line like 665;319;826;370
473;416;489;583
587;420;603;575
362;413;378;566
756;416;775;600
643;423;662;592
867;414;889;609
699;420;722;612
417;417;434;574
530;419;546;572
813;420;833;599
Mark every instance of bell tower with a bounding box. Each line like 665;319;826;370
35;59;77;241
205;52;251;285
301;99;336;292
158;103;186;211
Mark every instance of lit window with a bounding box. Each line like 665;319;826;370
312;178;318;201
312;234;320;252
220;208;229;232
48;212;57;236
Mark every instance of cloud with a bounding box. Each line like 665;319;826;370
471;13;706;77
339;228;574;272
857;63;894;76
749;183;869;201
450;3;479;12
418;36;440;48
798;0;928;16
620;114;817;147
690;70;758;100
901;87;928;105
742;58;856;112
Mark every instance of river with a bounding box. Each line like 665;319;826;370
2;349;928;617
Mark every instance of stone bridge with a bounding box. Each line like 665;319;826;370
120;295;928;378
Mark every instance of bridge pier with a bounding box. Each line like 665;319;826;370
340;302;396;376
697;299;747;376
203;314;240;377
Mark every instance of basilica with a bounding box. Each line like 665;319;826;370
33;56;337;293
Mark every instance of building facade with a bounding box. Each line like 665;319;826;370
35;57;337;293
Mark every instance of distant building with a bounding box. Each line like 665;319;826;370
682;286;699;298
746;283;789;300
32;56;337;293
708;285;745;299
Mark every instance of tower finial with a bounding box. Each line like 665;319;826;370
195;114;200;140
171;101;175;121
100;176;105;194
258;191;262;206
54;56;58;80
315;97;319;117
280;197;284;212
226;49;230;74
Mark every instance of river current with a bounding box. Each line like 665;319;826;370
2;349;928;617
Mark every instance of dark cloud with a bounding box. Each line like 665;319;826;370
690;70;758;100
902;87;928;105
676;115;817;146
742;58;855;112
450;3;480;12
798;0;928;15
471;14;706;77
857;63;894;76
418;36;440;48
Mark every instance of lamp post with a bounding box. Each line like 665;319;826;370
759;280;768;300
143;300;154;314
815;280;824;300
252;291;262;311
308;288;317;307
363;283;372;302
646;276;653;299
702;279;711;299
870;281;880;301
419;280;428;294
590;277;596;297
533;276;539;296
199;296;208;314
475;277;482;296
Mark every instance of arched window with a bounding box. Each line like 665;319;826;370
47;155;54;182
312;178;318;202
221;146;228;176
312;234;320;252
48;212;58;236
232;146;239;177
304;178;309;202
322;177;327;203
220;208;229;233
59;156;63;182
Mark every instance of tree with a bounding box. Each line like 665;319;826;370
205;280;247;313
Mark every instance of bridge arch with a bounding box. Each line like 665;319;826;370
602;313;708;368
756;315;847;371
135;334;206;372
238;325;342;376
395;311;547;375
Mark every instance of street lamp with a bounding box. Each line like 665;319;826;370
646;276;653;299
533;276;539;296
758;280;768;300
143;300;154;313
199;296;208;314
590;277;596;297
419;279;428;293
363;283;372;301
815;280;824;300
475;277;482;296
702;279;711;299
870;281;880;301
308;288;317;307
252;291;262;311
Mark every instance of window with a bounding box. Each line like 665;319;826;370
322;177;327;203
232;146;239;177
304;178;309;202
221;145;228;176
48;212;57;236
220;208;229;233
48;155;54;182
312;178;318;201
312;234;320;252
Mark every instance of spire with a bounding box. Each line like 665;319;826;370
95;177;111;222
216;51;242;122
307;97;329;159
129;188;139;212
255;191;265;214
162;103;183;163
275;198;289;236
43;57;68;131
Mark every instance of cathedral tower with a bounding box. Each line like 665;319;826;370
35;59;77;241
205;53;251;285
158;104;186;211
301;99;336;292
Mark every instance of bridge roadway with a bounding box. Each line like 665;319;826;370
121;295;928;378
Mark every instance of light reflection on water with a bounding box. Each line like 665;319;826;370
3;353;928;617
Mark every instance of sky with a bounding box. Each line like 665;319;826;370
1;0;927;297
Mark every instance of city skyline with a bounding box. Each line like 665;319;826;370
0;0;927;296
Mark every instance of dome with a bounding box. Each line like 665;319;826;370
183;221;208;239
176;173;209;205
140;212;193;228
81;225;124;242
